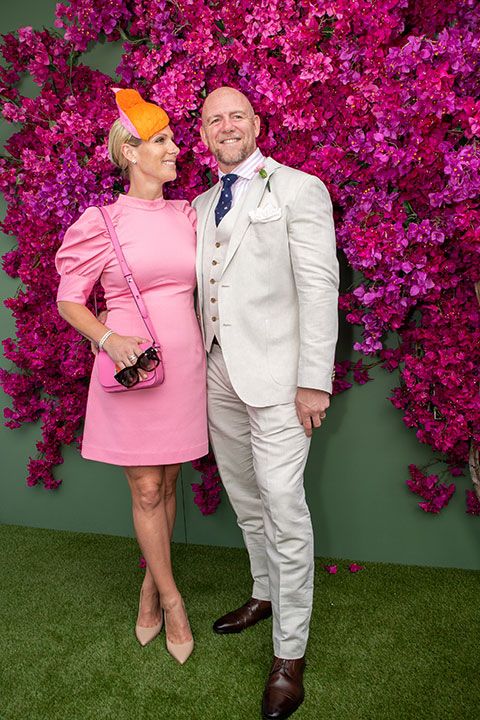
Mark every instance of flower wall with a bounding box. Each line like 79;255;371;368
0;0;479;515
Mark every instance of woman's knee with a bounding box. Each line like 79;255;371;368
126;469;165;512
163;464;180;500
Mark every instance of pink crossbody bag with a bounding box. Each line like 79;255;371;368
95;206;165;392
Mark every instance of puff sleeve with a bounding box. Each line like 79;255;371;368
55;207;112;304
169;199;197;231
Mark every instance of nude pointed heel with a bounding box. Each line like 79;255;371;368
166;634;194;664
164;604;194;664
135;618;163;647
135;589;163;647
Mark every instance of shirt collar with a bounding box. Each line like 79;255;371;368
218;147;265;182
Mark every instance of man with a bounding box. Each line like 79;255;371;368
193;86;339;720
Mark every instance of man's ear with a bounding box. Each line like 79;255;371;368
200;125;208;148
254;114;261;138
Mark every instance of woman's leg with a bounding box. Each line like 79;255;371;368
139;463;180;617
164;462;180;538
126;464;191;643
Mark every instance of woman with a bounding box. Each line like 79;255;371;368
55;88;208;664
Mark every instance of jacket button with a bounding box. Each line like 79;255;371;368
210;279;215;284
211;298;216;303
215;242;221;248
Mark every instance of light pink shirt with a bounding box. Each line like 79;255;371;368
218;147;265;207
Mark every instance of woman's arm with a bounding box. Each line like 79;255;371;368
58;301;149;369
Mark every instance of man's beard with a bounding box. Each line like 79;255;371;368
216;140;254;168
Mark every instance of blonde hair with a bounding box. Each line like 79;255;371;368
108;118;142;175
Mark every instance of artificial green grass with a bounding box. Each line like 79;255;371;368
1;525;479;720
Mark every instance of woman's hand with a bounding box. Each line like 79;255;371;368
56;301;150;379
103;333;150;377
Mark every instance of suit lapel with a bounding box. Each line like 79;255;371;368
222;157;282;276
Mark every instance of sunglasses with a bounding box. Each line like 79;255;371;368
114;346;160;388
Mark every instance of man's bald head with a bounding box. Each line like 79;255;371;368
201;87;255;124
200;86;260;172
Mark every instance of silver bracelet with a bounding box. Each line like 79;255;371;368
98;329;115;351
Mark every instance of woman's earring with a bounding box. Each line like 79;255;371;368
131;159;137;165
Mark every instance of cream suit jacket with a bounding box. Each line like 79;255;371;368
193;156;339;407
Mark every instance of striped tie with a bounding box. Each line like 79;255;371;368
215;173;239;226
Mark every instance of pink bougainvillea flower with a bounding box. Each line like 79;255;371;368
465;490;480;516
191;450;222;515
349;563;365;573
324;565;338;574
0;0;478;520
407;465;456;514
139;556;146;569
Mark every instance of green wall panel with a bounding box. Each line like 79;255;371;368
1;0;479;570
181;368;480;570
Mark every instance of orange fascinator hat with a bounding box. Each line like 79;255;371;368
112;88;170;141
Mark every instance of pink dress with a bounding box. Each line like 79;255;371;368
55;194;208;466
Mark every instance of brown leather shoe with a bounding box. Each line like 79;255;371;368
212;598;272;634
261;656;306;720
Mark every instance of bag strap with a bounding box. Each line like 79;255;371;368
97;206;158;345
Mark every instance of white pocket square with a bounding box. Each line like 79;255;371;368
249;204;282;224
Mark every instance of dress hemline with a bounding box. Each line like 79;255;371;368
81;441;209;467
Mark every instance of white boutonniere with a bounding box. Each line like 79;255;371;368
254;163;271;192
248;203;282;224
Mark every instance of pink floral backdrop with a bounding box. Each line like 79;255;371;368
0;0;479;516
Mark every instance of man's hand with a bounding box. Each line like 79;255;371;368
295;387;330;438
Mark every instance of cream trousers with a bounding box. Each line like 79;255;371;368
207;344;314;658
